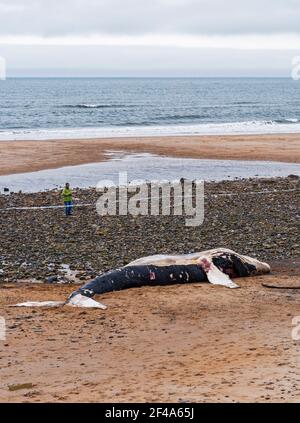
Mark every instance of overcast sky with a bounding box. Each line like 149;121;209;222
0;0;299;76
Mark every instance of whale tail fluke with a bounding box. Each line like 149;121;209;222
10;295;107;310
65;293;107;309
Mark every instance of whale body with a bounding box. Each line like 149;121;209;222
12;248;271;309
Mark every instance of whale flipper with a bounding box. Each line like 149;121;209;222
197;257;240;289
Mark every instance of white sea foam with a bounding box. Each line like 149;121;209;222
1;119;300;141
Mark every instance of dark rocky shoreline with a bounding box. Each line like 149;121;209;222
0;176;299;283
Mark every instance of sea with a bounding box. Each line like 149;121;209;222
1;77;300;140
1;77;300;192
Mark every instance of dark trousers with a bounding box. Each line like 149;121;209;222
64;201;73;216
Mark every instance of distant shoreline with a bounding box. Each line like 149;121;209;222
0;133;300;176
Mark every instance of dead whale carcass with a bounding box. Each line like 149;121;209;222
12;248;270;309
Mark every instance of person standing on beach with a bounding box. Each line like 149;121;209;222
61;182;73;216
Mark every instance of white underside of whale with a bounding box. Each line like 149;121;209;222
126;248;270;274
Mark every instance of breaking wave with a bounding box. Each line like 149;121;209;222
62;103;134;109
274;118;299;124
1;118;300;141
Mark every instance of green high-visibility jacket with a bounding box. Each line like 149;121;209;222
61;188;72;202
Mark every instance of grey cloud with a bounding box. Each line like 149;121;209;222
0;0;300;37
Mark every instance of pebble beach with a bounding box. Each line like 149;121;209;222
0;175;299;283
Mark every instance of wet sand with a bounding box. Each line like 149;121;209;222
0;133;300;176
0;259;300;403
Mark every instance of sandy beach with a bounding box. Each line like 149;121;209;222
0;133;300;176
1;259;300;403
